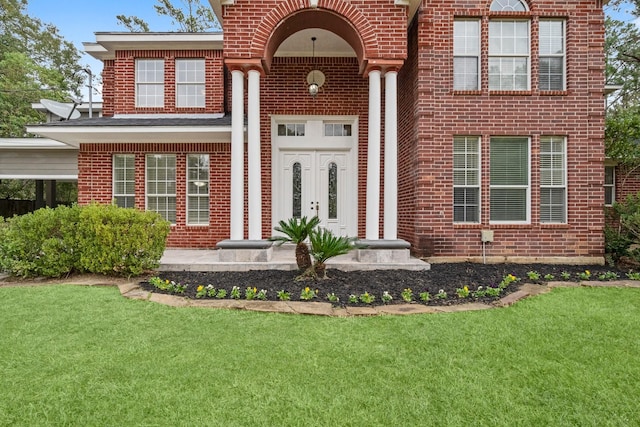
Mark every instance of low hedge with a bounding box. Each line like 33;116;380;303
0;203;170;278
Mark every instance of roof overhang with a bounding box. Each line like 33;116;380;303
84;32;223;61
26;125;234;148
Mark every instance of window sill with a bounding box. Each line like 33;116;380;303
539;90;568;96
453;90;482;96
489;90;532;96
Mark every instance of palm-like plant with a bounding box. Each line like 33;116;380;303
269;216;320;271
308;227;356;279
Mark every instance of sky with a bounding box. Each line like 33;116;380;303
25;0;640;103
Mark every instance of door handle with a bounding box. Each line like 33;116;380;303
310;201;319;217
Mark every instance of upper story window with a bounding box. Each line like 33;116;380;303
539;20;566;91
490;0;528;12
176;59;205;108
489;20;530;91
454;20;480;91
136;59;164;108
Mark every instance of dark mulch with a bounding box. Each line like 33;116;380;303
140;263;631;307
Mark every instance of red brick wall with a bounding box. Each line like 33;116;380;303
105;49;224;115
221;0;407;62
78;143;231;248
101;60;115;117
400;0;606;260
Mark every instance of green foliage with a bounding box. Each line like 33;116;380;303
308;228;356;266
76;203;170;276
117;0;220;32
0;205;81;277
0;0;83;137
605;192;640;264
0;203;170;278
270;216;320;271
270;216;320;245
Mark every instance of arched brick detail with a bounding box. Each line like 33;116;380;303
250;0;379;72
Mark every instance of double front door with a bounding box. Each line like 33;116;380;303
273;118;357;237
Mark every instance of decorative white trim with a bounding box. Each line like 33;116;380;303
114;113;225;119
247;70;262;240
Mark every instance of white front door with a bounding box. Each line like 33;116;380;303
273;117;358;237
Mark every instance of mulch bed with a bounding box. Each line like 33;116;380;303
140;263;630;307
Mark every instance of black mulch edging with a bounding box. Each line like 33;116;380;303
139;263;631;308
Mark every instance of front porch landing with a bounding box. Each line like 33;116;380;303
159;244;430;272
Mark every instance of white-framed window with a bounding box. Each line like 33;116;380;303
136;59;164;108
454;19;481;91
324;123;352;136
605;165;616;206
540;136;567;223
490;137;530;223
490;0;528;12
489;20;530;91
453;136;481;222
176;59;205;108
146;154;176;223
187;154;210;225
277;123;305;136
539;20;566;91
113;154;135;208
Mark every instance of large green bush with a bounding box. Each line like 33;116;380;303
0;204;170;278
76;203;170;276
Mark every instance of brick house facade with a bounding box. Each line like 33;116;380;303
30;0;607;263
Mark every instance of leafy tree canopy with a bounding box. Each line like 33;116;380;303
605;1;640;164
0;0;83;137
117;0;220;32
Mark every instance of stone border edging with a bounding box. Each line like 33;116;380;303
117;280;640;317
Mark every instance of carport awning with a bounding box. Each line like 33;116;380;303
26;116;235;148
0;139;78;180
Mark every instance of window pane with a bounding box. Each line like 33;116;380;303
146;155;176;223
540;21;564;55
453;136;480;223
541;188;566;223
113;154;135;208
539;57;564;91
490;188;527;221
490;0;527;12
292;162;302;218
187;154;209;225
328;162;338;219
454;57;479;90
490;138;528;185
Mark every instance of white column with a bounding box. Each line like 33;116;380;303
247;69;262;240
366;69;381;240
230;69;245;240
384;70;398;240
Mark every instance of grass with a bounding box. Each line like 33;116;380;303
1;285;639;426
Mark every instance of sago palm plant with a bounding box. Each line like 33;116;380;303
269;216;320;271
308;227;356;279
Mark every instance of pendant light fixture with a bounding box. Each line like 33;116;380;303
308;37;319;97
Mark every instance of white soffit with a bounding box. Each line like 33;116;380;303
85;33;223;61
26;126;233;148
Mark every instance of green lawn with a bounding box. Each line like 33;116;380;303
1;285;639;426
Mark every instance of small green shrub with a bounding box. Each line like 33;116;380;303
0;205;81;278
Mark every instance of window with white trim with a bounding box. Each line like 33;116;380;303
136;59;164;108
187;154;209;225
176;59;205;108
490;0;528;12
539;20;566;91
277;124;305;136
605;165;615;206
490;137;530;222
146;154;176;223
454;19;480;91
540;136;567;223
489;20;530;91
453;136;480;222
113;154;135;208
